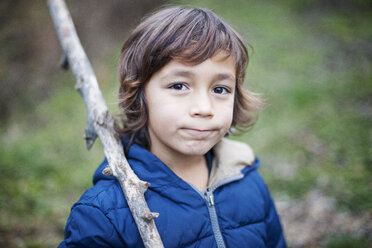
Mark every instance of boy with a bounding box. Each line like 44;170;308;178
59;6;286;248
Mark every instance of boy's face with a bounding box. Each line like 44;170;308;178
145;51;235;161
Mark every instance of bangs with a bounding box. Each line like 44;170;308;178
166;8;247;65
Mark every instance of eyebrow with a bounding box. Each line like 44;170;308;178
213;73;235;82
173;70;192;78
162;70;235;82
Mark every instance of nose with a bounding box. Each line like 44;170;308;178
189;91;214;118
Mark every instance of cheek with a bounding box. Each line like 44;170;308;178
224;111;234;130
220;100;235;127
147;99;181;127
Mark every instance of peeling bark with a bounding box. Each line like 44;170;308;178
47;0;164;247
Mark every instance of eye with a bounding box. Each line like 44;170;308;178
169;83;188;91
212;86;230;95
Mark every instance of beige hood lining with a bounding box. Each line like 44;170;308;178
208;138;255;188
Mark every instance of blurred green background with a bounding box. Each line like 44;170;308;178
0;0;371;247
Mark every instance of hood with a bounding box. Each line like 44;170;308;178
208;138;256;188
93;138;258;189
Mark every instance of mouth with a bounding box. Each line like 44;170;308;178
181;128;216;138
187;128;211;132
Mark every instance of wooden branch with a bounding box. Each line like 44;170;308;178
47;0;164;247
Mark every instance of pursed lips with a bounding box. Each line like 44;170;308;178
180;128;216;139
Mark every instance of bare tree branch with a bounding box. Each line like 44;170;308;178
47;0;164;247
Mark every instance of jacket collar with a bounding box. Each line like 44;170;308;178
94;138;257;189
209;138;256;188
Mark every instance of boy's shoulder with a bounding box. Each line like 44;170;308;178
62;165;132;247
72;165;128;213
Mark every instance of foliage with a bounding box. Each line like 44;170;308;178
325;234;371;248
0;77;102;246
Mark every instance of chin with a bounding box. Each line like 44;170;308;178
182;140;217;155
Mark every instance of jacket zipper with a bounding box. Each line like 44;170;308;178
205;186;225;248
188;173;244;248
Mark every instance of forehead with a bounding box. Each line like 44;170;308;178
163;51;236;73
155;52;236;80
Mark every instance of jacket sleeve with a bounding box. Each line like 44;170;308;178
265;191;287;248
58;204;125;248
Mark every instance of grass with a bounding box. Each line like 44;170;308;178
1;0;371;247
325;234;371;248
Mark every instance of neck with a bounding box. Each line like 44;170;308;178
166;154;206;174
149;147;209;192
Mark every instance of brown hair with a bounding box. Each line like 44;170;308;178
118;6;262;148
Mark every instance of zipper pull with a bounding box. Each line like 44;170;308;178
205;187;215;206
209;194;215;206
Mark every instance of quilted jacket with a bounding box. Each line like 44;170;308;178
58;138;286;247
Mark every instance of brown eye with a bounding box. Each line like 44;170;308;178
169;83;187;90
213;86;229;94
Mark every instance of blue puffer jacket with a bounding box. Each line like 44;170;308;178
59;138;286;247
